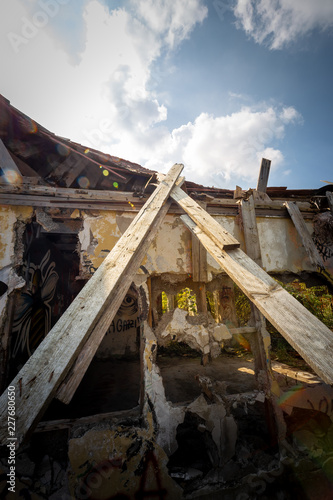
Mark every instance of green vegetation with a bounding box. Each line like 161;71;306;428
281;281;333;329
176;288;197;315
234;280;333;369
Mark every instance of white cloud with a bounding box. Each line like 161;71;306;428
131;0;208;49
233;0;333;49
141;105;302;189
0;0;302;190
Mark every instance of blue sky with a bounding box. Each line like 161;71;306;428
1;0;333;190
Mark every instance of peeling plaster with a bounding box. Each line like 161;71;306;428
143;322;238;467
257;218;316;273
0;206;33;266
0;206;33;329
78;210;121;275
154;308;229;358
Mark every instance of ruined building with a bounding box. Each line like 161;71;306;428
0;93;333;498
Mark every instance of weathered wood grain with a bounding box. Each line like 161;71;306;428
170;185;240;249
0;163;183;446
181;214;333;385
256;158;271;193
56;198;173;404
241;196;262;266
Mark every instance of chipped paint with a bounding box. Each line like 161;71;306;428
70;208;81;219
0;206;33;266
144;214;192;274
257;218;316;273
68;427;182;499
78;210;122;274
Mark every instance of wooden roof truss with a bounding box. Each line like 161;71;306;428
1;163;333;447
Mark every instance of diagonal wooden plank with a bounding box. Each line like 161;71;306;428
57;176;186;404
56;198;173;404
0;163;183;446
181;214;333;385
170;185;240;250
284;201;324;269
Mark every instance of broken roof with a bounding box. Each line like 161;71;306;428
0;94;319;200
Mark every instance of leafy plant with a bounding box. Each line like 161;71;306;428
233;280;333;368
176;288;198;315
279;280;333;329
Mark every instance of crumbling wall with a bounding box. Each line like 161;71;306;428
77;211;319;282
0;206;33;390
154;308;231;359
1;205;333;499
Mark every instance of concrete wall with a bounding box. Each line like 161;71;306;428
78;211;317;279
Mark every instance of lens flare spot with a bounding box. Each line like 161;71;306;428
77;176;90;188
56;144;70;157
128;201;135;209
103;170;109;176
99;165;103;169
25;118;38;134
3;170;21;184
113;182;119;189
84;148;90;154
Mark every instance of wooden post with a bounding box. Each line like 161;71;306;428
181;214;333;385
0;164;183;446
241;195;272;386
284;201;324;269
196;284;207;314
256;158;271;193
241;196;262;266
191;201;208;284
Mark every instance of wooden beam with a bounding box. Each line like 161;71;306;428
56;199;172;404
0;182;315;213
192;201;208;282
0;163;183;446
241;195;262;266
0;182;139;201
284;201;324;269
170;185;240;250
181;214;333;385
45;154;86;188
256;158;271;193
0;139;23;183
192;235;208;282
326;191;333;212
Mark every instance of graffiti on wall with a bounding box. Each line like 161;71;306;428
11;241;59;362
107;293;139;335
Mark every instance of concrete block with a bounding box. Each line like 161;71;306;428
213;324;232;342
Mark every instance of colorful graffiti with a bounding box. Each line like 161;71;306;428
11;238;59;372
11;244;58;360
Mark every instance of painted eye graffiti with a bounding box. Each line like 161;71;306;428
117;294;138;317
